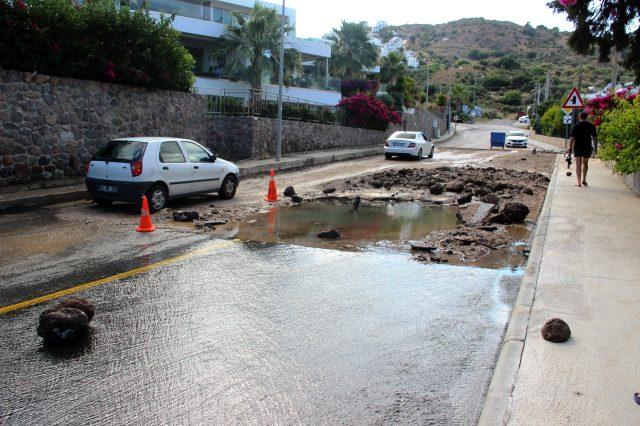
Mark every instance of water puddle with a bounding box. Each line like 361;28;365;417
211;199;459;250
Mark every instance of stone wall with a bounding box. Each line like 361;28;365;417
397;109;448;138
0;68;206;186
206;116;389;161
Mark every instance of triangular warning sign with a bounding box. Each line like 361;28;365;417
562;87;584;109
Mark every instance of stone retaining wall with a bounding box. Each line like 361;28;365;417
206;116;389;161
531;133;567;150
0;68;206;186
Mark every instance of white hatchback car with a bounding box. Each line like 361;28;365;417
506;131;529;148
85;137;240;212
384;131;434;160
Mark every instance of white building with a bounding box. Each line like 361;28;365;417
372;20;388;33
381;36;404;57
127;0;340;105
404;50;419;68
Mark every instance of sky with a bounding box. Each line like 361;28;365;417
285;0;575;38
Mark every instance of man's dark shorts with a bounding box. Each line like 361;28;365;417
573;146;592;158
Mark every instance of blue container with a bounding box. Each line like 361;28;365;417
490;132;506;149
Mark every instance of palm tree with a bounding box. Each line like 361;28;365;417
327;21;378;79
451;83;470;112
380;52;407;86
212;3;301;94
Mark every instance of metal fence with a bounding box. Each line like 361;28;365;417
204;89;340;124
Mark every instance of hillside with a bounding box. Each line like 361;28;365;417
377;18;634;116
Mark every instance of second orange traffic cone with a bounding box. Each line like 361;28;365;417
265;168;279;202
136;195;156;232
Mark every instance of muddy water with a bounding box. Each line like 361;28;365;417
214;200;460;251
0;241;520;425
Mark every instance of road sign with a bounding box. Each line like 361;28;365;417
563;114;573;125
562;87;584;109
561;107;572;115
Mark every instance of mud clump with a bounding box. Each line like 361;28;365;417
173;211;200;222
457;193;473;205
481;194;499;205
541;318;571;343
415;226;512;264
284;186;296;197
429;183;444;195
291;195;303;204
322;187;336;195
317;229;343;239
37;297;96;346
38;308;89;345
489;202;530;224
444;182;464;193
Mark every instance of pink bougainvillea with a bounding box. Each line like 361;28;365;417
586;89;637;126
338;93;402;131
559;0;577;6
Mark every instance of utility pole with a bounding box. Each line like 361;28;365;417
275;0;285;162
447;70;452;131
425;59;430;137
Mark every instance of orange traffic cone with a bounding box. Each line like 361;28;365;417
136;195;156;232
264;168;279;202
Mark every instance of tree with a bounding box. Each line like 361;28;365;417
548;0;640;81
451;83;470;111
380;52;407;86
328;21;378;79
502;90;523;106
212;3;301;93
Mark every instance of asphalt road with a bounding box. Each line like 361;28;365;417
442;120;562;152
0;137;536;424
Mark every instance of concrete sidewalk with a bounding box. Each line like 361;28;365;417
0;145;381;211
480;157;640;425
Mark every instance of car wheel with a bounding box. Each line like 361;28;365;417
385;153;393;160
415;149;423;161
146;184;168;213
219;174;238;200
93;197;113;207
428;146;434;158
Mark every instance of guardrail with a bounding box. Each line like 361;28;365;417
204;89;339;124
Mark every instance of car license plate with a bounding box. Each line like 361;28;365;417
393;142;404;147
98;185;117;193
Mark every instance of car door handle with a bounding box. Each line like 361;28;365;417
193;166;199;170
162;166;169;170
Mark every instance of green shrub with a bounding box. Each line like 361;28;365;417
541;105;564;137
502;90;523;106
376;93;395;109
0;0;195;91
598;98;640;174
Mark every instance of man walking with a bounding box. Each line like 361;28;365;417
567;111;597;187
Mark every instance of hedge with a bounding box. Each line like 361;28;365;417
0;0;195;91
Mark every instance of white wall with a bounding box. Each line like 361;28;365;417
195;77;341;106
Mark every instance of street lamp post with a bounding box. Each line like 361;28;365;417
425;58;430;137
275;0;285;162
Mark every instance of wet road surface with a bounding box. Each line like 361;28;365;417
1;235;520;424
442;121;561;151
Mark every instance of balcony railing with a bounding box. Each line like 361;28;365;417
127;0;250;23
205;89;340;124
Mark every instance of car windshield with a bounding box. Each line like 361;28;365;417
392;133;416;140
510;132;525;137
94;140;147;162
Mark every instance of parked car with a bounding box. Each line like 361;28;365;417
506;130;529;148
384;131;434;160
518;115;530;125
85;137;240;212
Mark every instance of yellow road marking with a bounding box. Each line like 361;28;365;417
0;240;236;316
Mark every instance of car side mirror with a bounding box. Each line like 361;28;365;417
209;154;217;163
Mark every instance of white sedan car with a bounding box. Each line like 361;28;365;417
506;131;529;148
384;131;434;160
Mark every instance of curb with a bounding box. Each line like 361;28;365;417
477;155;561;425
433;126;457;144
0;147;383;212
